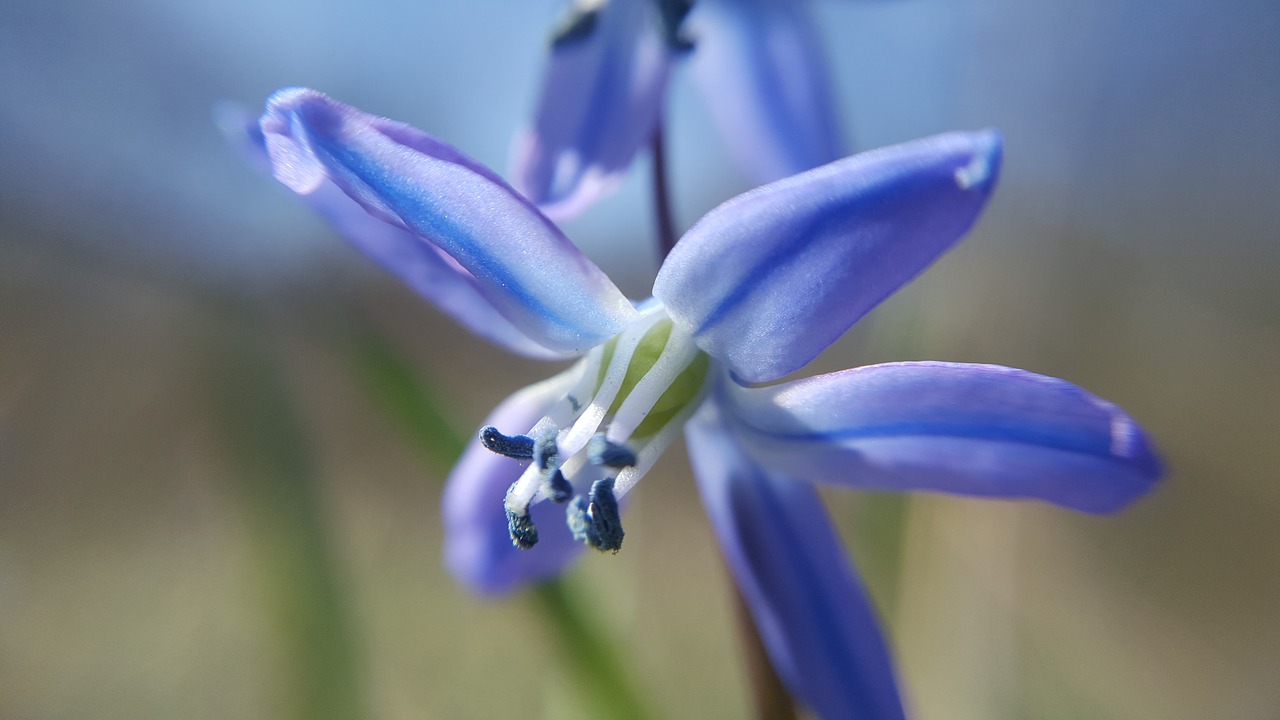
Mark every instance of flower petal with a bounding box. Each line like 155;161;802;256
443;372;585;595
721;362;1163;513
217;103;569;360
653;130;1003;383
261;88;637;353
510;0;676;220
687;403;906;720
689;0;842;184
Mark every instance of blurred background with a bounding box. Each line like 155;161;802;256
2;0;1278;718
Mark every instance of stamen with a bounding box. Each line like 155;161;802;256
480;426;534;460
545;468;573;504
556;309;667;459
506;505;539;550
587;433;637;468
532;427;559;470
567;478;624;553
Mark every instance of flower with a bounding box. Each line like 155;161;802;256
513;0;843;219
246;88;1162;719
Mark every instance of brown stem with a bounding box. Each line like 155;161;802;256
656;115;797;719
730;573;800;720
650;126;679;262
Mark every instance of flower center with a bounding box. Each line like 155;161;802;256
481;303;710;552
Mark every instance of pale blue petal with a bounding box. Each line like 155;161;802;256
721;362;1163;513
654;130;1003;383
687;403;906;720
218;102;568;360
689;0;842;184
443;372;585;595
261;88;638;353
510;0;676;220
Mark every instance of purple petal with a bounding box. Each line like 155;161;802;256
510;0;676;220
689;0;842;184
653;130;1003;383
686;403;906;720
443;373;585;595
721;362;1163;513
261;88;637;354
218;103;568;360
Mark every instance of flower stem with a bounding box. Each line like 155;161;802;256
650;126;679;262
652;119;798;720
730;576;800;720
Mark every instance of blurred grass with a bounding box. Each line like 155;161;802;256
210;306;365;720
348;320;465;476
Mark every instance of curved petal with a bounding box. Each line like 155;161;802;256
217;103;569;360
689;0;842;184
510;0;676;220
653;130;1003;383
721;362;1164;513
443;371;586;595
686;403;906;720
261;88;638;353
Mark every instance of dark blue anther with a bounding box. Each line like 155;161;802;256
567;478;624;553
480;426;534;460
507;508;539;550
545;468;573;504
587;478;624;552
533;430;559;470
587;434;637;468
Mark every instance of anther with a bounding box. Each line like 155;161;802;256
480;426;534;460
507;508;539;550
567;478;624;553
587;434;637;468
545;468;573;504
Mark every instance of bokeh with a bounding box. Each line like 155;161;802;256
2;0;1277;718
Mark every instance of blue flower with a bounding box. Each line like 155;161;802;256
244;88;1162;719
512;0;843;219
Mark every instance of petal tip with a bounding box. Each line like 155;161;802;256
953;128;1004;192
1095;411;1165;513
263;86;327;116
260;87;339;195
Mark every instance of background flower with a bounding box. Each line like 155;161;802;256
513;0;845;219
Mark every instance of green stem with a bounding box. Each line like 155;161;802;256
534;579;652;720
